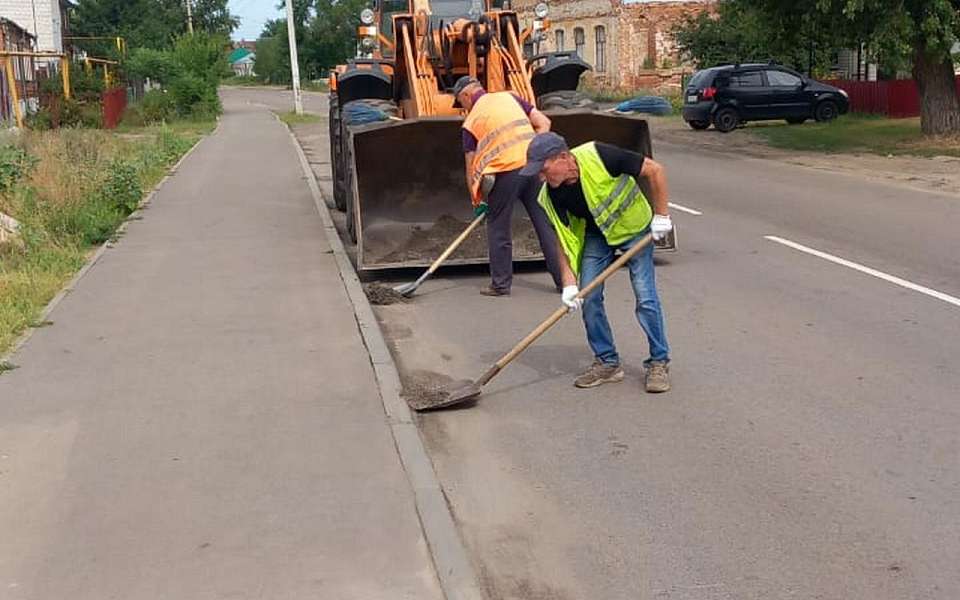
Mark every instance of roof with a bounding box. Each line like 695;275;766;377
228;47;252;64
0;17;37;40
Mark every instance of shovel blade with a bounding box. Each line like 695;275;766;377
393;281;418;297
408;379;482;412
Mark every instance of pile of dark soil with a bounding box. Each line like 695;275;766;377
364;283;408;306
401;369;475;411
375;214;545;264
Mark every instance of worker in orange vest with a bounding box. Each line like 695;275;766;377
454;76;562;296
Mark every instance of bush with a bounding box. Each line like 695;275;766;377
59;99;103;128
169;72;221;117
141;89;176;123
0;146;36;194
125;47;179;85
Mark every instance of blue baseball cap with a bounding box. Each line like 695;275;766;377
520;132;569;176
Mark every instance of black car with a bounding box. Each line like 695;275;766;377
682;63;850;132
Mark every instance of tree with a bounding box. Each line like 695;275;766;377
70;0;237;52
745;0;960;135
254;0;366;84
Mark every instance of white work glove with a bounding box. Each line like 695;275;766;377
561;285;583;312
651;214;673;242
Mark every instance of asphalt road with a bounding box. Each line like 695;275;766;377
240;87;960;599
364;123;960;596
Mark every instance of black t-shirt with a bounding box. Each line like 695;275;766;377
548;142;645;232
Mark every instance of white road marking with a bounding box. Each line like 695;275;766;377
669;202;703;216
764;235;960;308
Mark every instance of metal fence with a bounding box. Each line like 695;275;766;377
823;77;960;118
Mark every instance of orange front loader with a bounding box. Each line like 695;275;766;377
329;0;654;271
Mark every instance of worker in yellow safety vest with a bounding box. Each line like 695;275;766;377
454;76;562;296
521;131;674;394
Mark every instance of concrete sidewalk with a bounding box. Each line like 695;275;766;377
0;97;443;599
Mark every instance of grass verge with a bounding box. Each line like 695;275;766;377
278;111;321;126
0;124;207;356
748;115;960;157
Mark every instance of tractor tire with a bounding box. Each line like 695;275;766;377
713;107;740;133
339;99;400;243
814;100;839;122
537;90;597;111
328;94;348;212
687;119;711;130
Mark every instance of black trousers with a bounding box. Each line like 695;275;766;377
486;169;562;292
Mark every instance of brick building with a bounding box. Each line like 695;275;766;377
517;0;715;91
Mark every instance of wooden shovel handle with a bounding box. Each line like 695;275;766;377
427;213;486;276
476;233;654;387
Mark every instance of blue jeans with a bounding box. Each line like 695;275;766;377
580;230;670;366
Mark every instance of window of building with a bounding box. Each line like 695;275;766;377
595;25;606;72
555;29;565;52
574;27;585;58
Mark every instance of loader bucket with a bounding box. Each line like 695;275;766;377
546;110;653;158
346;112;655;271
348;117;551;271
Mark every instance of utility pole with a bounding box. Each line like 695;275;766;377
285;0;304;115
186;0;194;34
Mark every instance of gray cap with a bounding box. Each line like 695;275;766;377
520;132;569;176
452;75;480;96
451;76;481;107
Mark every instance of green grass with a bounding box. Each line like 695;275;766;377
277;111;321;126
748;115;960;157
0;126;205;354
114;118;216;137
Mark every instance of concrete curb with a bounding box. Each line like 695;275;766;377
1;122;218;366
282;116;485;600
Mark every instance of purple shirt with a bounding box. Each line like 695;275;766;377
461;91;535;153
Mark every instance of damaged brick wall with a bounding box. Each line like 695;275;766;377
515;0;715;91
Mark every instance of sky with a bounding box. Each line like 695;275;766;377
229;0;282;41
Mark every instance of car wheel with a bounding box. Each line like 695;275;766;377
687;120;711;130
786;117;807;125
814;100;839;122
713;107;740;133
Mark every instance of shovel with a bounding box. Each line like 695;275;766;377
414;233;655;411
393;213;487;297
394;177;495;297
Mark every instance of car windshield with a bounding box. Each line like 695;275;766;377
429;0;474;21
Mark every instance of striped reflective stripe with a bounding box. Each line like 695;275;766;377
589;175;632;221
475;118;531;157
597;188;642;234
471;132;536;183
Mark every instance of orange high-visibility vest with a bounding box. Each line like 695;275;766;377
463;92;536;204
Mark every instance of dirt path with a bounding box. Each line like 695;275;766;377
648;116;960;197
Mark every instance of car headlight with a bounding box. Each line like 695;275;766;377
534;2;549;19
360;8;375;25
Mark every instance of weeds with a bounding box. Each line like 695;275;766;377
0;126;201;352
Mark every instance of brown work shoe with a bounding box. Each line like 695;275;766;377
645;361;671;393
574;360;625;389
479;285;510;297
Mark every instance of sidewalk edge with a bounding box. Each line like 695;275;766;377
1;122;219;366
283;117;485;600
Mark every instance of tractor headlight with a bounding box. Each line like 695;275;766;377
360;36;377;51
534;2;549;19
360;8;376;25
